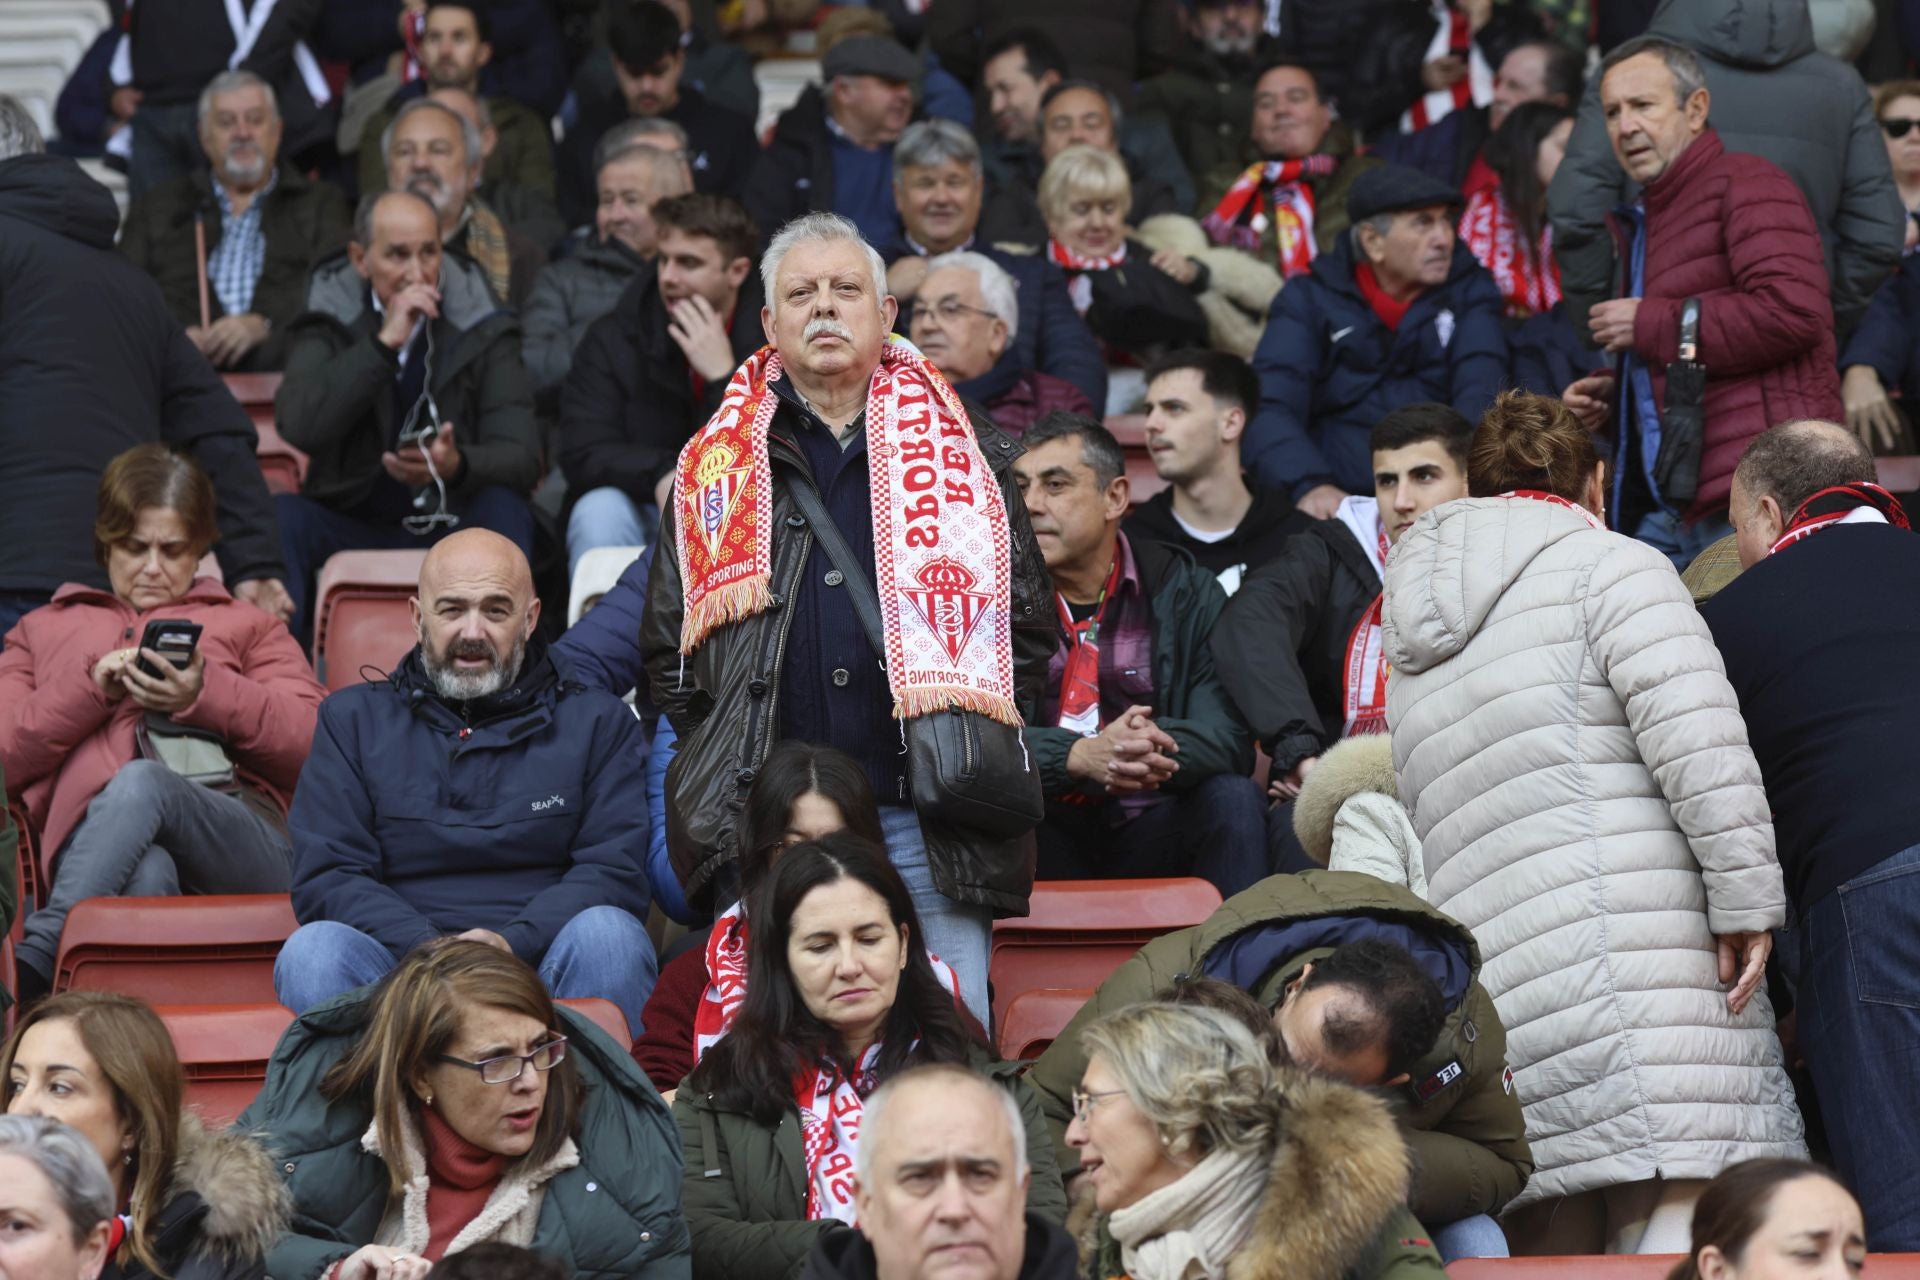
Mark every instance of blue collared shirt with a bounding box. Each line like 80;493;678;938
207;168;278;319
1613;199;1668;518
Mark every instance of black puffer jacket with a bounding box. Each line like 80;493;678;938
1210;518;1380;773
641;389;1054;916
105;1116;288;1280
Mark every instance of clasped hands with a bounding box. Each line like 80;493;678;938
1065;704;1180;794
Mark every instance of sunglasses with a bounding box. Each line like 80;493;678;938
1883;117;1920;139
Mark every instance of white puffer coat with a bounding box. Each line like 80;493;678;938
1380;496;1806;1207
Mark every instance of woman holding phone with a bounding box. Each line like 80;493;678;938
0;444;325;1004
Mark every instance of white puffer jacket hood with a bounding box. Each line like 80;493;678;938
1381;497;1805;1207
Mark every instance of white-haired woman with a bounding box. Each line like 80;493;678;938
1065;1002;1439;1280
0;1114;117;1280
1038;146;1208;364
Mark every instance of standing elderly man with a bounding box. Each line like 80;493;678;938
802;1064;1079;1280
1559;37;1844;569
641;213;1053;1020
909;252;1092;435
1702;420;1920;1250
383;97;546;307
276;527;657;1033
119;70;348;372
884;121;1106;412
274;190;541;641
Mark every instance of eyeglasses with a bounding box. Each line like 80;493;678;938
435;1036;568;1084
1071;1087;1126;1122
908;297;999;327
1883;117;1920;139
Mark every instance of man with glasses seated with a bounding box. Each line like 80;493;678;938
274;190;541;643
909;251;1093;435
273;528;657;1037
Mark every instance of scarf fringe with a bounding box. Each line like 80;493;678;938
894;687;1023;726
680;575;773;656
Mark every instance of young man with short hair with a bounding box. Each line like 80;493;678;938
1214;402;1471;815
1125;349;1309;596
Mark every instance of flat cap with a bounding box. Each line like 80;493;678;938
1347;164;1465;222
823;34;919;84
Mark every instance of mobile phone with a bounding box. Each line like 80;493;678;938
136;619;203;679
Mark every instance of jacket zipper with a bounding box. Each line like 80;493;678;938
958;707;977;781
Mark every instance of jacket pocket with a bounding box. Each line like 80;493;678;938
1839;852;1920;1009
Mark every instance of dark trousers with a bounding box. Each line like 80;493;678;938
275;488;536;641
129;101;200;198
1265;799;1320;875
1797;841;1920;1250
1035;772;1268;899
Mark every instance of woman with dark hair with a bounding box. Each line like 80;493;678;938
1459;102;1573;317
243;941;688;1280
630;741;890;1095
675;832;1065;1280
1670;1160;1863;1280
1382;390;1803;1253
0;444;325;1004
4;991;287;1280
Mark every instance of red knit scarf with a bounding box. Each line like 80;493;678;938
1354;261;1415;331
1201;155;1338;278
1460;187;1560;317
420;1105;507;1261
672;339;1020;727
1048;238;1127;314
1770;483;1911;555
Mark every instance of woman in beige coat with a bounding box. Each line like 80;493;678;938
1380;392;1805;1255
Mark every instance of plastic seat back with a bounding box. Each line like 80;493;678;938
313;551;427;689
557;997;632;1049
54;895;299;1005
156;1002;295;1128
9;800;36;927
995;986;1092;1061
990;879;1221;1030
222;372;308;495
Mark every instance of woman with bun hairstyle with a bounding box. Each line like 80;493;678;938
1380;390;1804;1254
1669;1160;1864;1280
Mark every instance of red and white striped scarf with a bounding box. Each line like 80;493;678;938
1503;488;1605;528
1400;2;1493;133
797;1046;885;1223
1200;156;1338;279
1770;483;1910;555
1459;187;1560;317
1343;523;1393;737
673;340;1020;727
1048;238;1128;314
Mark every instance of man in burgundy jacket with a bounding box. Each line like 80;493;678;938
1561;35;1843;570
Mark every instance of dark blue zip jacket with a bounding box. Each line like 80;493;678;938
1245;238;1508;500
1842;262;1920;403
287;641;650;962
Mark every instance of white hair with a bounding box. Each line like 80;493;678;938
382;97;483;173
0;95;46;160
855;1064;1030;1186
0;1115;114;1245
197;69;278;128
923;250;1019;341
760;212;889;316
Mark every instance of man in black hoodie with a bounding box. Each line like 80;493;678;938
0;101;290;640
803;1064;1078;1280
1124;350;1308;598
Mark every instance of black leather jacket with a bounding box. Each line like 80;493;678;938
641;386;1054;916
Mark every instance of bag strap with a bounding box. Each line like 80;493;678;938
785;477;888;667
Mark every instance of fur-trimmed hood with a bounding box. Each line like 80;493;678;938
1134;213;1282;360
1073;1071;1414;1280
168;1114;290;1264
1289;736;1427;899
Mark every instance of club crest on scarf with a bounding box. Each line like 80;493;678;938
674;338;1021;727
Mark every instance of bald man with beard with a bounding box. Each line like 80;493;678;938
275;529;658;1032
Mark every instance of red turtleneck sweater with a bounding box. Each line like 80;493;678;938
421;1105;509;1261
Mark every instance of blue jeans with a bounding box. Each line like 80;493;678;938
275;487;536;642
1631;508;1734;573
880;805;993;1027
1797;842;1920;1250
565;487;658;576
1431;1213;1509;1262
274;905;659;1039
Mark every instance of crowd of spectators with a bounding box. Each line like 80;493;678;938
4;0;1920;1276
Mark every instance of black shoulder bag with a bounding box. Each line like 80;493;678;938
1654;297;1706;507
785;479;1045;839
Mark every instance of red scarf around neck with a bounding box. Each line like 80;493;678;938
1460;187;1560;317
1354;261;1416;331
1201;155;1338;278
1770;483;1911;555
1342;520;1393;737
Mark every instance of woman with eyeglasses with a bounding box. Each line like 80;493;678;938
676;832;1065;1280
4;991;287;1280
631;741;887;1099
244;940;689;1280
1064;1001;1439;1280
1837;81;1920;453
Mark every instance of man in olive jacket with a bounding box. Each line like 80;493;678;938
273;190;540;640
1029;869;1532;1239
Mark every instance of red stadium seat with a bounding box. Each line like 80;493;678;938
990;879;1221;1030
557;997;632;1048
1105;413;1168;504
53;894;298;1005
156;1002;295;1128
9;799;36;925
1448;1259;1920;1280
995;986;1092;1060
2;936;14;1032
223;372;308;496
313;550;426;689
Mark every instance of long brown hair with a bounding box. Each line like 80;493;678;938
1;992;184;1277
1468;389;1601;500
321;942;585;1193
1666;1159;1856;1280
